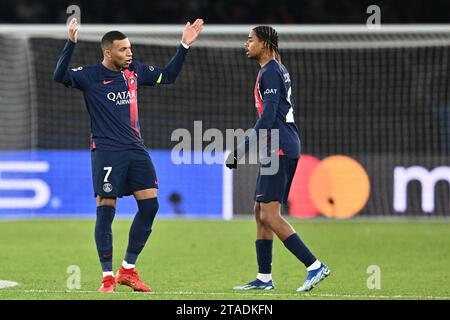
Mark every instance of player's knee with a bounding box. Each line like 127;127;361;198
255;216;264;228
97;196;116;207
134;188;157;200
259;212;272;226
137;198;159;222
259;204;278;226
96;205;115;227
255;211;268;229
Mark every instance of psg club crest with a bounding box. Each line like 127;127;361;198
103;183;113;193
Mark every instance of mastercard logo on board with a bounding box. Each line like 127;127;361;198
288;155;370;219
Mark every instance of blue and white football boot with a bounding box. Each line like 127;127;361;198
297;264;330;292
233;278;275;290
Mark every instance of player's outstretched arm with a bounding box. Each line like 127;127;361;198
151;19;204;85
53;18;79;86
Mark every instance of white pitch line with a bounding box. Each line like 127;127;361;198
304;293;450;300
0;290;449;300
0;281;18;289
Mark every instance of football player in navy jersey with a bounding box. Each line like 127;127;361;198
54;18;204;292
227;26;330;292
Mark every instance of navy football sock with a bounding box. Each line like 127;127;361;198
95;205;116;272
124;198;159;265
283;233;316;268
256;239;273;274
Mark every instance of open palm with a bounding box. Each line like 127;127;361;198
181;18;204;46
68;18;79;43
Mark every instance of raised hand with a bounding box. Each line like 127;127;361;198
68;18;79;43
181;18;204;46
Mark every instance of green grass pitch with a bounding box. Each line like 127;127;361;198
0;219;449;300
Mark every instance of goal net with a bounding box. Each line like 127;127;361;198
1;24;450;218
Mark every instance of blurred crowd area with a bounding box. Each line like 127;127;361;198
1;0;450;24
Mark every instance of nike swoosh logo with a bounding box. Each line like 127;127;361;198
256;194;264;198
103;80;114;84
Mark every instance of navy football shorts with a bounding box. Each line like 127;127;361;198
255;156;298;204
91;148;158;198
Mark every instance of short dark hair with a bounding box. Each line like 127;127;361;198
252;26;281;62
101;31;127;50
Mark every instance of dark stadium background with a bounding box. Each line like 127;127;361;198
1;0;450;24
1;0;450;218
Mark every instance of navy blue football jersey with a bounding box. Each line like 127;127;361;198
54;40;188;151
66;61;163;150
254;59;301;158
